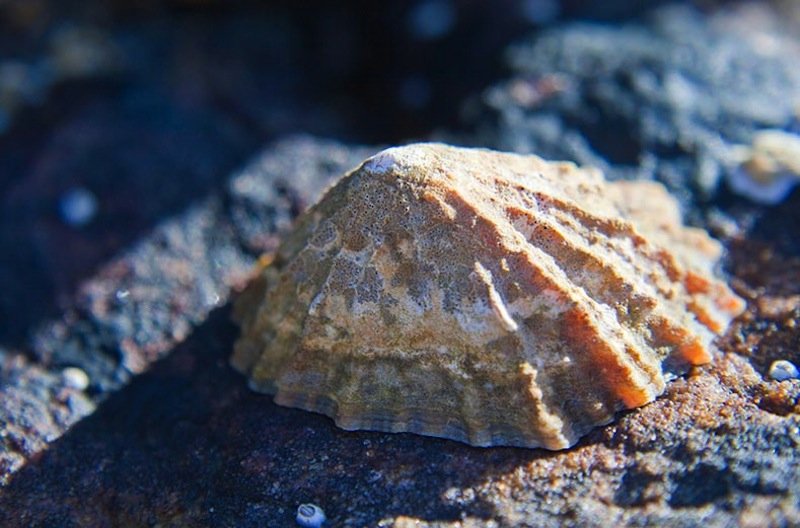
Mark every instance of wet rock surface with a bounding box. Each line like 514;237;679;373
0;351;94;487
1;1;799;527
0;135;376;497
0;239;798;527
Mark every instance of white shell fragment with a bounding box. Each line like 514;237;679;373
296;503;326;528
769;360;799;381
62;367;90;391
728;129;800;204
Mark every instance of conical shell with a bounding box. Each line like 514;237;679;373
232;144;745;449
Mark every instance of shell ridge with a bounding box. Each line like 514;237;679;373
507;201;708;375
524;185;736;360
425;179;614;443
473;261;519;332
425;188;667;428
502;236;661;421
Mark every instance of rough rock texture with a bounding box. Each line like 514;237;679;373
27;136;375;393
234;144;743;449
0;350;94;486
0;136;376;486
469;4;800;215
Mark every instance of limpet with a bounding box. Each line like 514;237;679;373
233;144;745;449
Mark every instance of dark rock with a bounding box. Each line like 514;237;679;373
0;246;798;527
469;4;800;221
0;136;376;486
29;136;375;393
0;93;255;348
226;139;376;256
0;350;95;487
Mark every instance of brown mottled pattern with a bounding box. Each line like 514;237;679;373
232;144;745;449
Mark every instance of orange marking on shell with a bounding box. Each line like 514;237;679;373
684;271;711;294
679;340;713;365
561;308;652;409
688;300;724;334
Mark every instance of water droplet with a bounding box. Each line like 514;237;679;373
59;187;98;227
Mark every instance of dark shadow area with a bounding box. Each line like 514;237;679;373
0;83;257;349
0;306;564;526
0;0;538;351
723;198;800;378
667;463;730;507
745;189;800;259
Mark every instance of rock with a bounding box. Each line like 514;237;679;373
469;4;800;217
0;349;95;487
27;136;375;393
0;91;255;349
0;136;377;487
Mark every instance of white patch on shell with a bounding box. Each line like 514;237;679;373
473;261;518;332
363;148;401;174
362;144;436;175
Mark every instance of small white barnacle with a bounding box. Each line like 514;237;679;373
769;360;799;381
296;503;326;528
727;129;800;204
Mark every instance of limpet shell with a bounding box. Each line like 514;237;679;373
232;144;745;449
